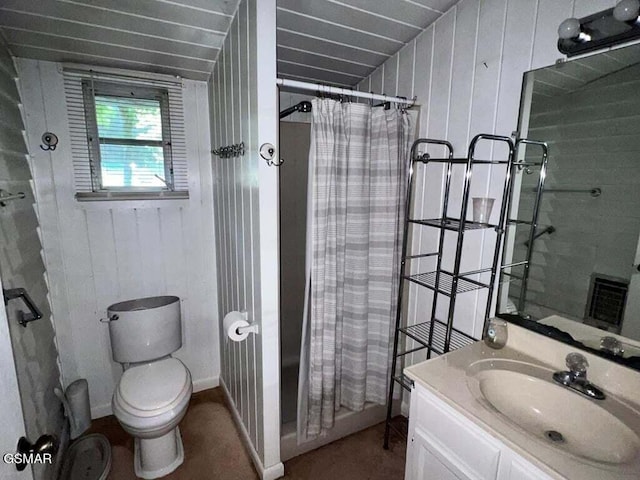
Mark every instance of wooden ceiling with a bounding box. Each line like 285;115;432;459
0;0;237;81
0;0;457;85
277;0;458;86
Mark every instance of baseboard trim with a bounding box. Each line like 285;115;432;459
193;375;219;392
91;403;112;419
220;378;284;480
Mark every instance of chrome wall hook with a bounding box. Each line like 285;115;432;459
40;132;58;151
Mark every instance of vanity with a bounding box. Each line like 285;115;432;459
403;323;640;480
399;31;640;480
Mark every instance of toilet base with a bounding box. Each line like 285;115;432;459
134;426;184;479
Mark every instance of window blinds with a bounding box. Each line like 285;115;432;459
63;67;188;196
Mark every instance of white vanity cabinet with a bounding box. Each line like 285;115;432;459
405;383;555;480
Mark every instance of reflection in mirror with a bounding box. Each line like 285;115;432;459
498;41;640;370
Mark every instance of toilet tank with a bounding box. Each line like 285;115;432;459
107;296;182;363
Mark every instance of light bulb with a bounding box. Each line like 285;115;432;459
558;18;581;39
558;18;591;42
614;0;640;22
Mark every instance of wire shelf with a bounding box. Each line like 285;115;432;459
404;270;489;296
393;374;414;392
400;318;475;355
409;217;498;231
415;157;510;165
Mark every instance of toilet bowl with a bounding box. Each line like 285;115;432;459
112;357;192;479
105;296;192;479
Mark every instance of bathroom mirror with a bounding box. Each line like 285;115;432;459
498;41;640;370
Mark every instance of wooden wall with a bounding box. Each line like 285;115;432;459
0;42;64;480
357;0;618;341
209;0;283;477
16;59;219;418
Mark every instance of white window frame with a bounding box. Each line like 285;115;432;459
63;66;189;201
82;81;175;193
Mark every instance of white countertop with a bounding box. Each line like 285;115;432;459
405;324;640;480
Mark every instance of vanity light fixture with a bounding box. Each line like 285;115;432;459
558;1;640;56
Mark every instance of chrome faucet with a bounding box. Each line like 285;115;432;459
600;336;625;357
552;352;606;400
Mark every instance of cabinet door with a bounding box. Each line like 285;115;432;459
498;452;555;480
411;388;501;479
406;426;466;480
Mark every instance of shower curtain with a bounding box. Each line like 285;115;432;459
297;98;411;439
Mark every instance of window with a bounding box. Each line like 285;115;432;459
84;82;172;190
63;68;188;200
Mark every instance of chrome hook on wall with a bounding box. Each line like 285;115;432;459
260;143;283;167
40;132;58;151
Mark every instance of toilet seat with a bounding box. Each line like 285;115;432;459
115;358;191;418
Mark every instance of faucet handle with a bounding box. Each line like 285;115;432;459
566;352;588;377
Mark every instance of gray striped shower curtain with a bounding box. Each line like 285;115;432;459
298;98;411;439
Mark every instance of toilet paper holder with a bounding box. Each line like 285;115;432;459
237;323;259;335
235;311;259;335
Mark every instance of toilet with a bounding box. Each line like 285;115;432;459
106;296;192;479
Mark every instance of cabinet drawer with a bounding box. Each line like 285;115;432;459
412;388;501;480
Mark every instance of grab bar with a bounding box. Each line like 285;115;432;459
3;288;43;327
532;187;601;197
0;189;25;207
524;225;555;247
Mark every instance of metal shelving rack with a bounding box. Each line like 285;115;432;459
383;134;520;449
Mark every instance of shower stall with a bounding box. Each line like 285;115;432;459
277;90;413;459
279;119;309;428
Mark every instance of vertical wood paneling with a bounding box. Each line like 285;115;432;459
531;0;573;70
238;0;258;444
397;40;416;100
18;59;219;417
0;41;63;480
357;0;604;341
407;26;435;368
209;0;282;475
383;55;398;96
370;66;383;96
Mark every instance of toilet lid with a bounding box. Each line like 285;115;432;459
118;358;189;412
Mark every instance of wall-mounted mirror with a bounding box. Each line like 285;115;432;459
498;41;640;371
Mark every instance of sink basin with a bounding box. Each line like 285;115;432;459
467;359;640;465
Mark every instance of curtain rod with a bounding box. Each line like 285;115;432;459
276;78;416;106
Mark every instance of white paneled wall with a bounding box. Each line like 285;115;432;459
357;0;617;341
209;0;283;478
0;42;63;480
16;59;219;417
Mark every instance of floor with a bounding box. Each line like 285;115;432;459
89;388;406;480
